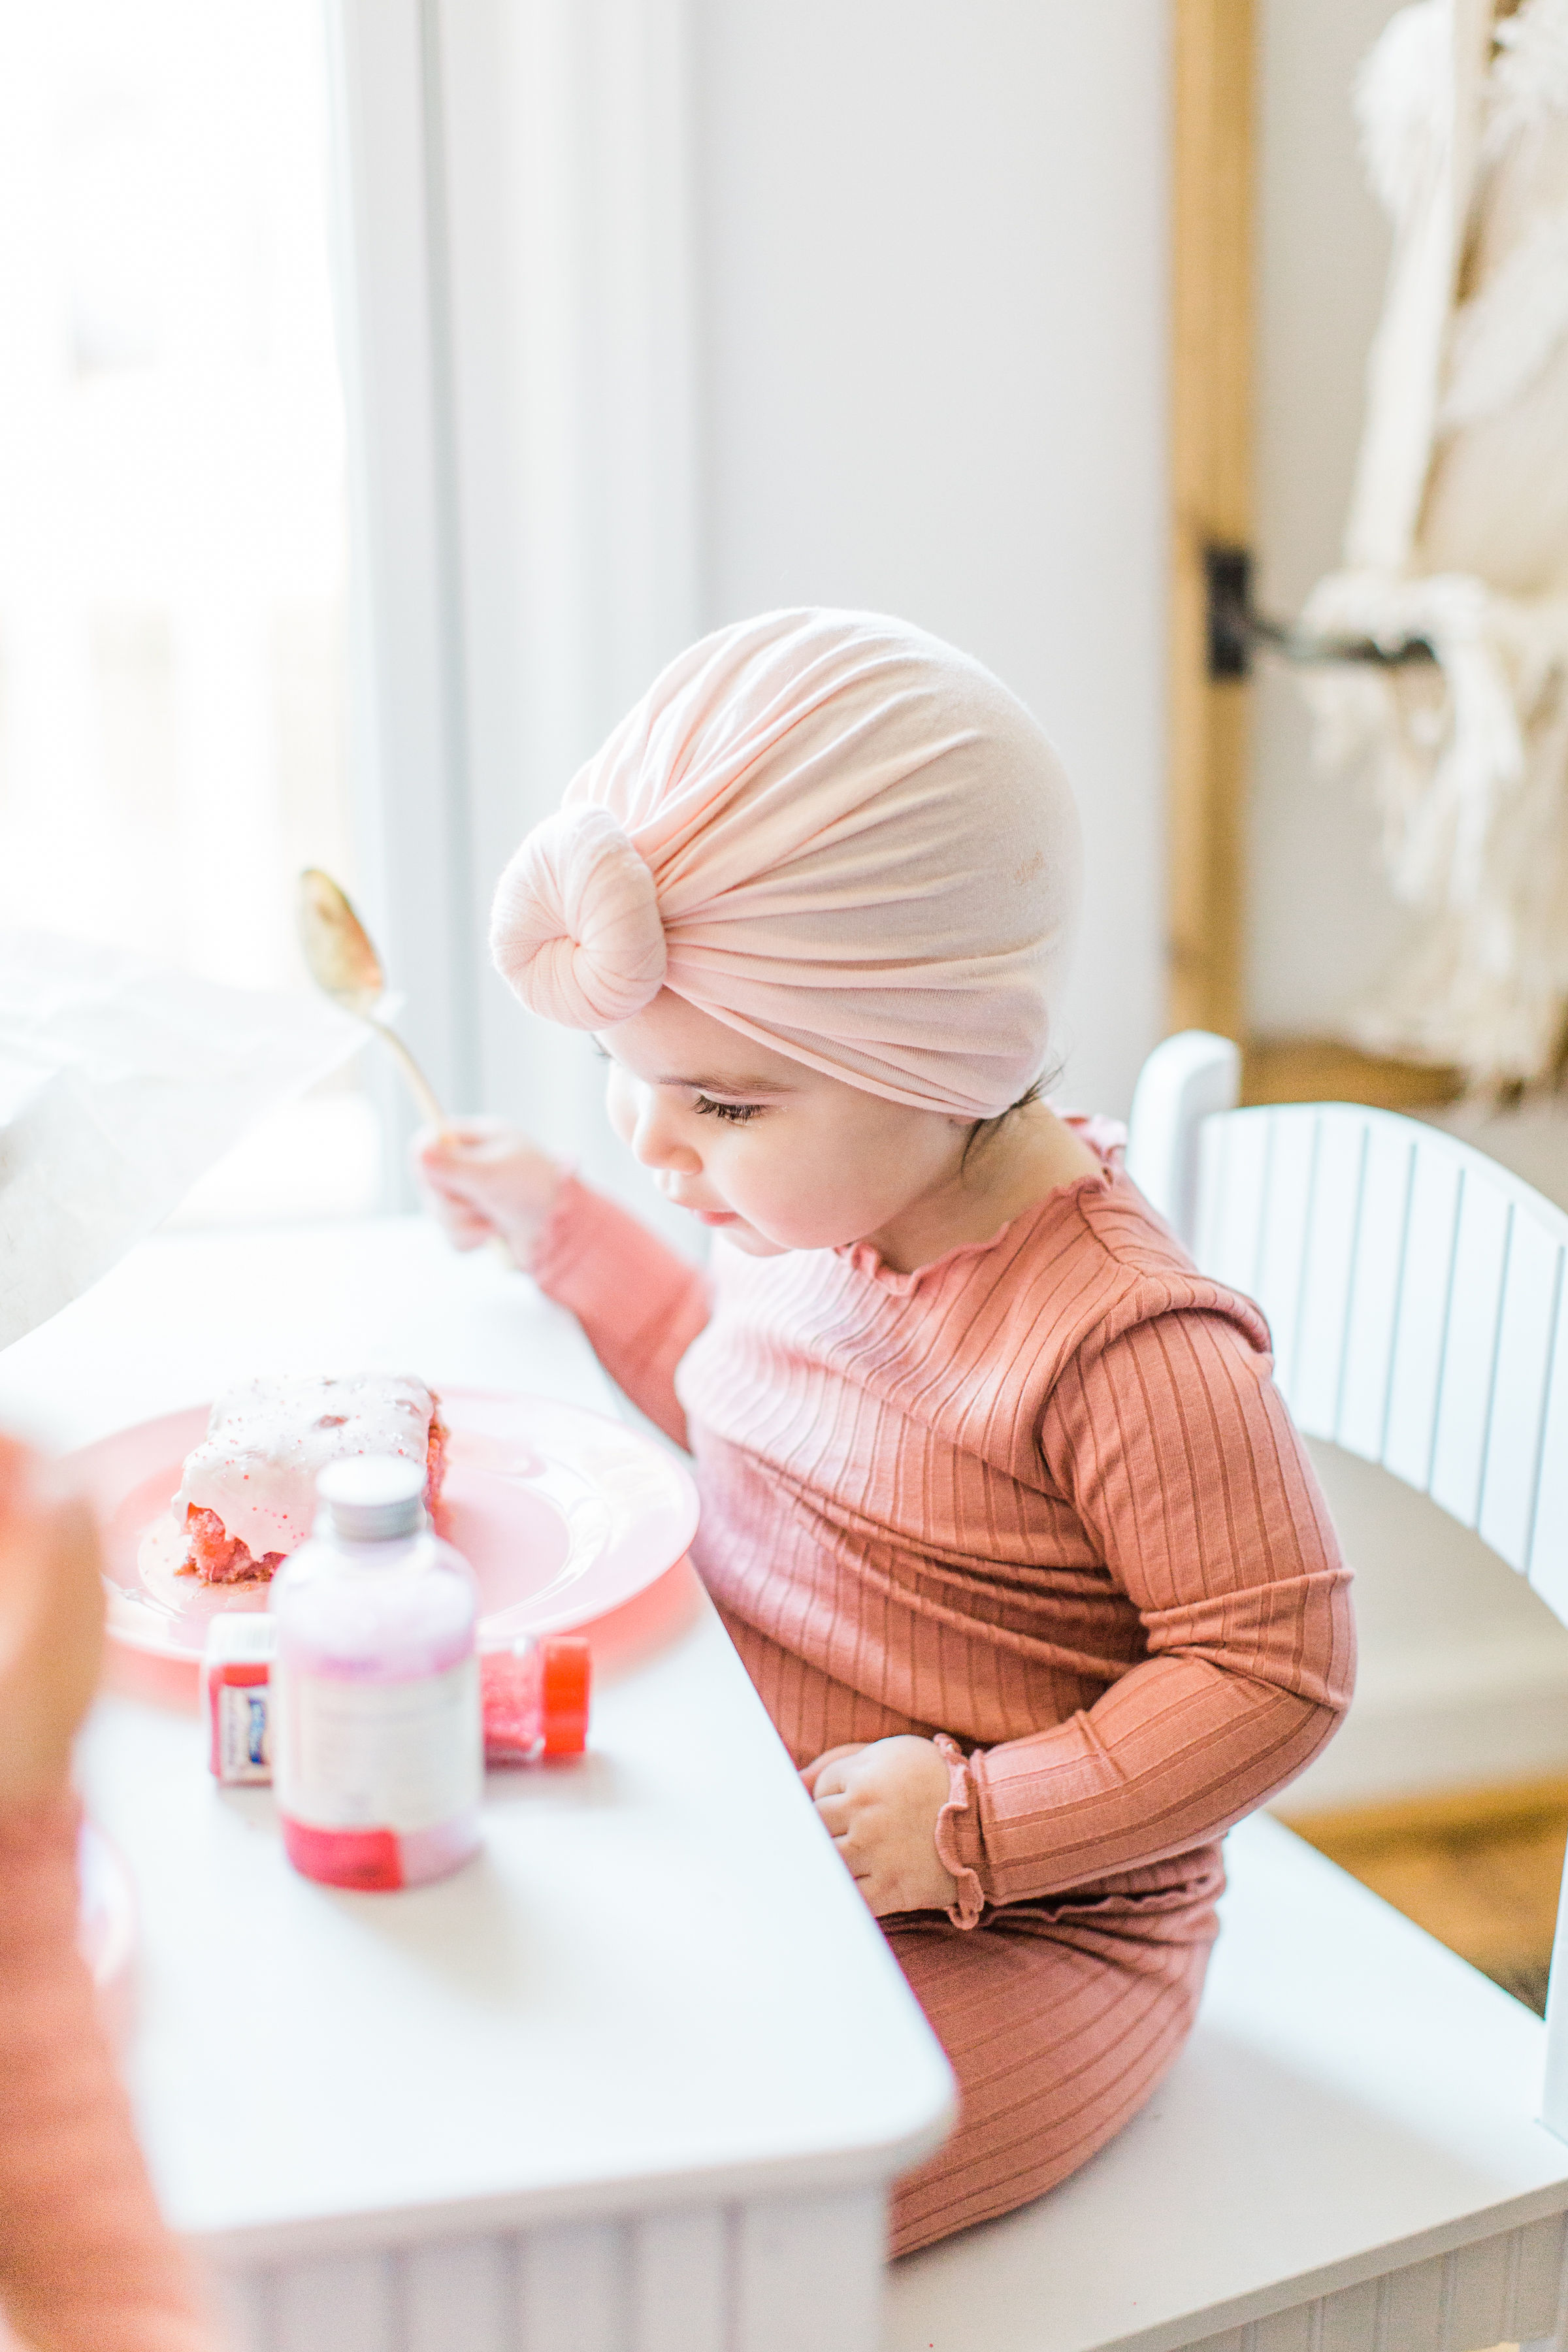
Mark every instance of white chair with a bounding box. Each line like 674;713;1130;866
885;1032;1568;2352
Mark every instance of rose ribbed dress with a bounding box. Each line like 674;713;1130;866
532;1137;1354;2257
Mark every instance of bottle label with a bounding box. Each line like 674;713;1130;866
214;1682;272;1784
272;1658;482;1835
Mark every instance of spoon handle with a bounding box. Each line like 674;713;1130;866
370;1017;514;1270
369;1017;448;1130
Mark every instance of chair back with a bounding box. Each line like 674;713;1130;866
1127;1031;1568;2138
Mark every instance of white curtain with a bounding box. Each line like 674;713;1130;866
325;0;702;1226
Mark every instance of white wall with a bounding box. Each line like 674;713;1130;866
694;0;1171;1120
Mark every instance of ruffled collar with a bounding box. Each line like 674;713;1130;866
836;1115;1123;1296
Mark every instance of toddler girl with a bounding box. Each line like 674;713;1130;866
419;609;1354;2257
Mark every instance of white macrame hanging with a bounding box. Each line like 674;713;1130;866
1301;0;1568;1083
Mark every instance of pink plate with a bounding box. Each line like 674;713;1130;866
72;1387;699;1662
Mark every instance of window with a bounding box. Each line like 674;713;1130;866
0;0;378;1221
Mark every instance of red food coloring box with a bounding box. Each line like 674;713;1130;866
480;1637;592;1763
203;1616;276;1784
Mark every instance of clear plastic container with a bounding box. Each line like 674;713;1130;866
269;1455;482;1890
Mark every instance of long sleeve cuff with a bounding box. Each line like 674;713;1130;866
932;1735;987;1929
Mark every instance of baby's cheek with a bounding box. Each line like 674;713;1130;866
727;1154;813;1235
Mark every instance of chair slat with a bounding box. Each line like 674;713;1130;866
1200;1109;1271;1300
1527;1299;1568;1627
1192;1115;1228;1279
1334;1120;1415;1463
1430;1180;1512;1529
1478;1212;1565;1573
1291;1113;1367;1442
1253;1110;1319;1406
1382;1149;1464;1497
1175;1072;1568;1611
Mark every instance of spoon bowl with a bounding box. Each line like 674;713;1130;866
297;869;447;1126
298;869;386;1019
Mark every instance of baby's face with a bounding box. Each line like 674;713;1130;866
596;992;972;1260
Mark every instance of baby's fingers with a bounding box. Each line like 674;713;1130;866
445;1211;498;1252
414;1115;505;1154
812;1789;853;1839
799;1741;868;1796
416;1183;495;1251
411;1122;510;1196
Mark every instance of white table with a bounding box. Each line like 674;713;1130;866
0;1220;953;2352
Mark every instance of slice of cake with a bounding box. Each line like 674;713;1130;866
173;1373;449;1584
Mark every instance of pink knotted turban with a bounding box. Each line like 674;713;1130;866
490;610;1081;1119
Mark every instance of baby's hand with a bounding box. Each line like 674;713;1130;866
802;1736;958;1918
0;1435;104;1812
412;1118;563;1265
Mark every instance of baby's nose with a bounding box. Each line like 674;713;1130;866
630;1096;700;1174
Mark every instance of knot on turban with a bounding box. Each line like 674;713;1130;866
490;803;666;1029
489;609;1082;1119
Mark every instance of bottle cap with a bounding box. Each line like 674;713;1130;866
317;1454;427;1542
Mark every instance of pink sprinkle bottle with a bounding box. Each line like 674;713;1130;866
269;1455;482;1891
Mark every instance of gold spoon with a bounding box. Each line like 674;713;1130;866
297;868;447;1128
298;870;514;1266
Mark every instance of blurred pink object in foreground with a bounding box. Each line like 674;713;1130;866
78;1818;137;2046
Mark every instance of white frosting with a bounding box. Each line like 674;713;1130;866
174;1373;436;1561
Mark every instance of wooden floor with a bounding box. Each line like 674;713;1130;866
1281;1778;1568;2017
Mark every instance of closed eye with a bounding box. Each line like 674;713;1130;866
694;1095;762;1124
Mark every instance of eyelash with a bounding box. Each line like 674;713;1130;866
694;1096;762;1125
593;1045;760;1124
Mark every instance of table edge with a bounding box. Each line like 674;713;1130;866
186;2097;958;2268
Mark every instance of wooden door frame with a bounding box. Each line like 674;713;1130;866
1167;0;1463;1111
